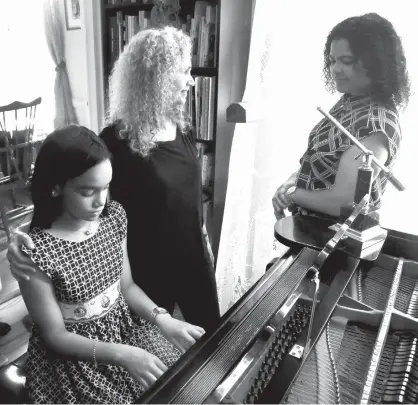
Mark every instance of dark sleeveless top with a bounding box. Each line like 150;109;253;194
99;125;212;294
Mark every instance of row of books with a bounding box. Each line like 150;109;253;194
108;10;151;65
196;143;214;188
188;1;217;68
187;76;216;141
106;1;217;69
202;200;212;227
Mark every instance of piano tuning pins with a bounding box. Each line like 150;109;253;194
406;282;418;318
246;305;312;404
383;332;418;404
245;387;256;404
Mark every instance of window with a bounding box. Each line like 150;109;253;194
0;0;55;136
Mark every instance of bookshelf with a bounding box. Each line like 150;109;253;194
101;0;220;243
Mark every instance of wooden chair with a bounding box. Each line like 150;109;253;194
0;97;42;243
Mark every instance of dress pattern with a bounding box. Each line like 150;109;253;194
21;201;180;404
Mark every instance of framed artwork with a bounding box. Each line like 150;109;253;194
64;0;81;30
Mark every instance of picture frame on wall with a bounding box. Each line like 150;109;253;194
64;0;81;30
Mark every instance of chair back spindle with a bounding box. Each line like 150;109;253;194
0;97;42;242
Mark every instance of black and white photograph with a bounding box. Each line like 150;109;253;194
0;0;418;403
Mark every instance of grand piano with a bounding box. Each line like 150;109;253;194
1;110;416;404
136;110;418;404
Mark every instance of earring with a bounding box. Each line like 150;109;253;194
51;190;58;197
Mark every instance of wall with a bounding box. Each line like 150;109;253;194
61;0;105;134
212;0;253;257
60;0;88;128
81;0;106;134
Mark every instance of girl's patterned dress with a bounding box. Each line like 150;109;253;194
21;200;180;404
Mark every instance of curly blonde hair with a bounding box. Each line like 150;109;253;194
107;26;192;157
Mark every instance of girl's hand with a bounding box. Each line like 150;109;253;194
119;346;168;390
7;231;37;281
156;315;205;354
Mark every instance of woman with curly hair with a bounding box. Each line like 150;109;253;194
272;12;411;219
99;26;220;332
8;27;220;334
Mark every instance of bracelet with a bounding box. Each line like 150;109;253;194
151;306;170;324
93;340;98;366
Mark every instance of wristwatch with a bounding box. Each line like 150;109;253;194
151;306;169;323
285;185;297;204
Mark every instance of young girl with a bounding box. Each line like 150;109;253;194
18;125;205;404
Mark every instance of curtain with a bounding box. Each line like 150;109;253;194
216;0;418;316
43;0;78;128
215;0;282;315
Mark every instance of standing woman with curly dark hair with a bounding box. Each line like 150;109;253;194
272;13;411;219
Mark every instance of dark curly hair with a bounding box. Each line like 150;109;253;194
323;13;411;109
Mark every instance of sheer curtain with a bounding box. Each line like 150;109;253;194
43;0;78;128
216;0;418;315
0;0;55;136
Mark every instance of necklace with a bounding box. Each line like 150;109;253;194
83;221;94;236
57;219;95;236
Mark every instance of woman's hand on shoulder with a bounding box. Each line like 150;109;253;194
118;345;168;390
155;315;205;354
272;171;298;218
7;230;37;281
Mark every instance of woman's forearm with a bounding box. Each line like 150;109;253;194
43;329;127;366
291;133;389;217
292;188;354;217
122;283;162;324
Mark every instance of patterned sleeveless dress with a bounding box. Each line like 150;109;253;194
21;201;180;404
